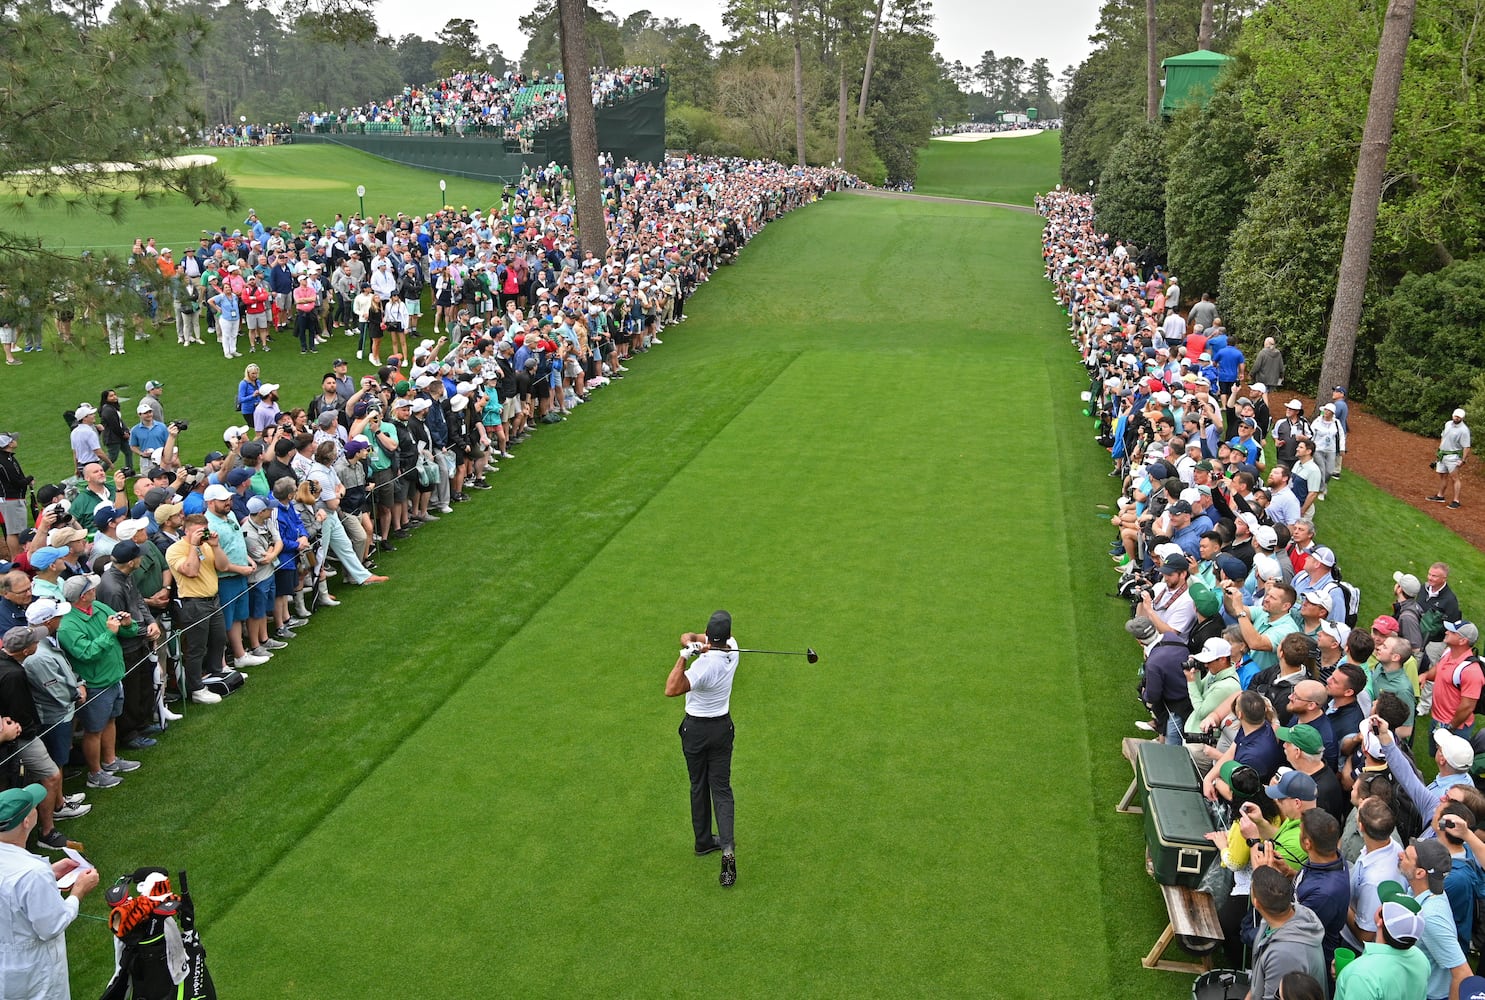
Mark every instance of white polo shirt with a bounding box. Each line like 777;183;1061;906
684;638;739;718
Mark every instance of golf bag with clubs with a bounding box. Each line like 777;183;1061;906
100;868;216;1000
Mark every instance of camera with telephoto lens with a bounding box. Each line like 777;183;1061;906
1181;656;1204;674
1115;565;1160;612
1182;725;1221;747
45;503;73;526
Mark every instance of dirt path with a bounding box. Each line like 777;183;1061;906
843;189;1038;215
1272;390;1483;551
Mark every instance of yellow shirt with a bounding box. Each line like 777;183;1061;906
166;538;219;598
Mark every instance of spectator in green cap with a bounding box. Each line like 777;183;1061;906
1278;722;1347;821
1187;579;1225;652
0;782;100;999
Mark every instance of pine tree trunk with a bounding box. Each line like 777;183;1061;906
1198;0;1215;50
557;0;607;260
857;0;886;121
791;0;806;165
1320;0;1417;395
1146;0;1159;121
836;59;848;165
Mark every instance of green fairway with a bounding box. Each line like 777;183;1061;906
914;130;1062;206
2;145;508;253
45;192;1164;999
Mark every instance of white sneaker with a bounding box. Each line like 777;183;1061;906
369;356;381;366
356;350;363;360
190;689;222;705
234;653;269;668
161;708;183;721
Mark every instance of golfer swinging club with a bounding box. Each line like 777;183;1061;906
665;610;740;887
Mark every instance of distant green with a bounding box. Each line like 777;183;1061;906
914;130;1062;205
2;145;508;254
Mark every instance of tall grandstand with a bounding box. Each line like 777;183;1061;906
289;67;668;182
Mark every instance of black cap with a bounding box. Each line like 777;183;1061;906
705;610;732;644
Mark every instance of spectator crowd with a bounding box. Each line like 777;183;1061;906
1040;186;1480;999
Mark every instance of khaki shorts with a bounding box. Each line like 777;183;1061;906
245;311;269;330
18;736;58;780
0;498;26;534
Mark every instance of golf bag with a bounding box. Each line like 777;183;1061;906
100;868;216;1000
201;668;246;699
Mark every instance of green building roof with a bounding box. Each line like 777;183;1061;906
1160;50;1234;116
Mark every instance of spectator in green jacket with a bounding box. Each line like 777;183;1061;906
55;574;141;790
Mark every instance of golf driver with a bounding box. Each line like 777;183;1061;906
732;647;819;663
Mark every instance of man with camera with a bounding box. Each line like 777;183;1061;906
126;403;169;470
56;574;142;789
96;541;163;750
1183;637;1240;767
164;514;231;705
1135;551;1197;638
1201;690;1285;794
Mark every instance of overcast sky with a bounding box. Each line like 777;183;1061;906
375;0;1099;86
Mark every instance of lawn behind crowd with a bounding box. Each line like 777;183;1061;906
8;136;1477;996
2;145;509;254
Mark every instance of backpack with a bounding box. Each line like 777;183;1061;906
1335;581;1361;629
1289;471;1309;507
62;409;77;430
1384;772;1426;844
1421;608;1447;644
